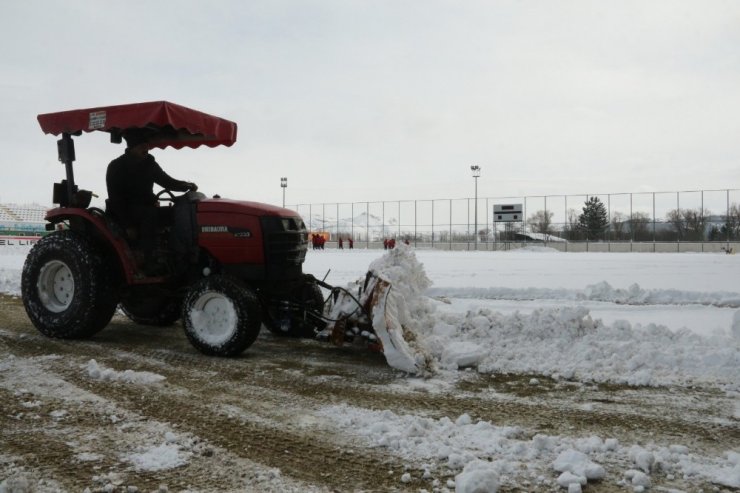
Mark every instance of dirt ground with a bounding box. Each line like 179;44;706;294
0;294;737;492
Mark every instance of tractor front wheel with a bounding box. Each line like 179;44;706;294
182;275;261;356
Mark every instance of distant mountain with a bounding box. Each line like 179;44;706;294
304;211;398;234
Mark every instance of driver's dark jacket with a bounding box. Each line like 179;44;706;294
106;150;190;216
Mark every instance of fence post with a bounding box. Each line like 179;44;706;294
382;201;385;245
485;198;489;250
431;200;435;249
677;191;680;252
467;197;471;250
449;198;452;250
414;200;417;247
630;193;633;252
524;196;527;238
607;194;611;251
652;193;656;252
728;189;731;250
544;195;548;248
367;201;370;248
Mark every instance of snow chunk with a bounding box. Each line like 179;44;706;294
126;443;187;472
0;473;32;493
84;359;166;384
454;460;500;493
441;341;486;369
706;451;740;488
629;445;655;473
624;469;651;488
552;449;606;481
556;471;586;488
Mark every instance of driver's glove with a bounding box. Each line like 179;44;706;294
186;182;198;192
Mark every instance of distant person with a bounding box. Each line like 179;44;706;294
383;238;388;250
348;237;353;249
338;237;344;249
106;128;197;272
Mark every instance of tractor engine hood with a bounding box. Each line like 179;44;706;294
197;198;298;217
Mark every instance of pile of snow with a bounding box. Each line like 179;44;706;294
432;306;739;389
318;404;740;490
361;247;739;389
365;245;437;373
84;359;166;385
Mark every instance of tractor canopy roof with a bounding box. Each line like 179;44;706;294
37;101;237;150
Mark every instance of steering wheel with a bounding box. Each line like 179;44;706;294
156;189;177;203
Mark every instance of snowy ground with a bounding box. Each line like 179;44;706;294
1;245;738;492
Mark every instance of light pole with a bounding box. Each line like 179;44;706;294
280;177;287;208
471;165;481;249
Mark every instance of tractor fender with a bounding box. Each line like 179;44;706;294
45;207;137;284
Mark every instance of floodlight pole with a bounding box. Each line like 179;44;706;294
280;177;287;208
471;165;481;250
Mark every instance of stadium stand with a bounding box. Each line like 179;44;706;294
0;203;49;235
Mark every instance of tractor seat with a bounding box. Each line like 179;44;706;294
105;199;138;241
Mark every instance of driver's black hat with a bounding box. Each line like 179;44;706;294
123;128;154;148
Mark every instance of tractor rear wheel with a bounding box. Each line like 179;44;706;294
120;288;182;326
21;230;119;339
263;280;326;338
182;275;261;356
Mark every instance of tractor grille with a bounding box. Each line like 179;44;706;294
261;216;308;278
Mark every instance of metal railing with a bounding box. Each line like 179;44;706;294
290;189;740;252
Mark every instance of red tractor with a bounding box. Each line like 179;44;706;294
22;101;327;356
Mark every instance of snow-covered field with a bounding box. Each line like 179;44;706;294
1;245;739;492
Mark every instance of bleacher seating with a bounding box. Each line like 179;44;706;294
0;203;49;224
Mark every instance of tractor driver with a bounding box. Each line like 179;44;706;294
106;128;198;270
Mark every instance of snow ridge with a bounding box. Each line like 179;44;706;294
427;282;740;308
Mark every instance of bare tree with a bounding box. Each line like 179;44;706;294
666;208;710;241
721;203;740;240
610;211;627;240
562;208;581;240
630;211;651;241
528;210;554;235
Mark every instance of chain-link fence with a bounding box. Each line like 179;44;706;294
290;189;740;252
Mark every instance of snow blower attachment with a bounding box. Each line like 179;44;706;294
317;264;431;374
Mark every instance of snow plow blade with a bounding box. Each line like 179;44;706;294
321;272;426;374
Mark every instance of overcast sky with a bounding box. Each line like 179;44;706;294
1;1;739;209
